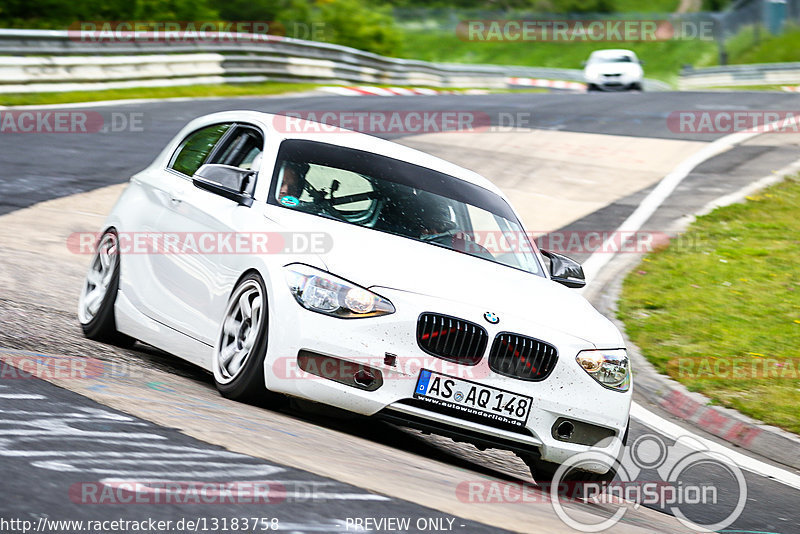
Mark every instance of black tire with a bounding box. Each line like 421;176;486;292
78;229;135;347
214;272;283;405
519;454;617;499
519;419;628;493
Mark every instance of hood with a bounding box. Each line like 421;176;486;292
269;209;622;347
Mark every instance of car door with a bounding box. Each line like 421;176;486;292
154;123;265;344
120;122;233;325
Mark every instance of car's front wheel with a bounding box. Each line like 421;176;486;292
521;454;617;485
213;272;281;404
78;229;134;346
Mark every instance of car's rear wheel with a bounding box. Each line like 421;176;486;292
78;229;134;346
213;273;282;404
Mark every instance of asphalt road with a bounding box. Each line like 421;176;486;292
2;90;800;533
0;372;506;534
3;90;800;215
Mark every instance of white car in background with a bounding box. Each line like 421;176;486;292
78;110;631;482
583;49;644;92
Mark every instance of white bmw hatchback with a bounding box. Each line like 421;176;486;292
79;110;631;480
583;49;644;92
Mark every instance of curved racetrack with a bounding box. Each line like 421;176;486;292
1;91;799;533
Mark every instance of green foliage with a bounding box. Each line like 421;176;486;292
314;0;404;56
723;24;800;64
399;28;716;84
543;0;616;14
211;0;281;22
618;176;800;434
0;0;218;27
133;0;217;20
383;0;674;11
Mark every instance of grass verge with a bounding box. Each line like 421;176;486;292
722;25;800;65
0;82;550;108
618;175;800;434
0;82;321;107
699;84;795;91
399;29;717;85
398;24;800;85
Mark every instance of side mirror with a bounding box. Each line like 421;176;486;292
192;164;255;206
541;250;586;289
639;59;646;65
581;61;587;67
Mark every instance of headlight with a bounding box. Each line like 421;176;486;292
576;349;630;392
284;264;395;319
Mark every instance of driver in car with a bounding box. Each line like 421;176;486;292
278;161;309;201
414;194;455;238
414;194;493;258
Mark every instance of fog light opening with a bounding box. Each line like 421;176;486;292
557;420;575;440
354;369;376;388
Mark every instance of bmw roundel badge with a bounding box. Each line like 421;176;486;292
484;311;499;324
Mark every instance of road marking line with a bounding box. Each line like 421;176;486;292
279;492;390;501
631;403;800;491
0;451;242;458
0;393;47;399
580;114;800;287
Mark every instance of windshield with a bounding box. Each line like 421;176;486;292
269;139;543;276
590;55;634;64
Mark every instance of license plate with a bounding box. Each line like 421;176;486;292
413;370;532;428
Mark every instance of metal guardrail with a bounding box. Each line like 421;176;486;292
679;62;800;88
0;29;669;93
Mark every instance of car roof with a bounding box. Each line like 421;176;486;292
192;110;507;199
589;49;636;58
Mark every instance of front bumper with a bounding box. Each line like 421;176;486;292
587;76;642;91
263;285;631;470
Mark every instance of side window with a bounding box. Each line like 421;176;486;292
170;123;231;176
207;126;264;171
